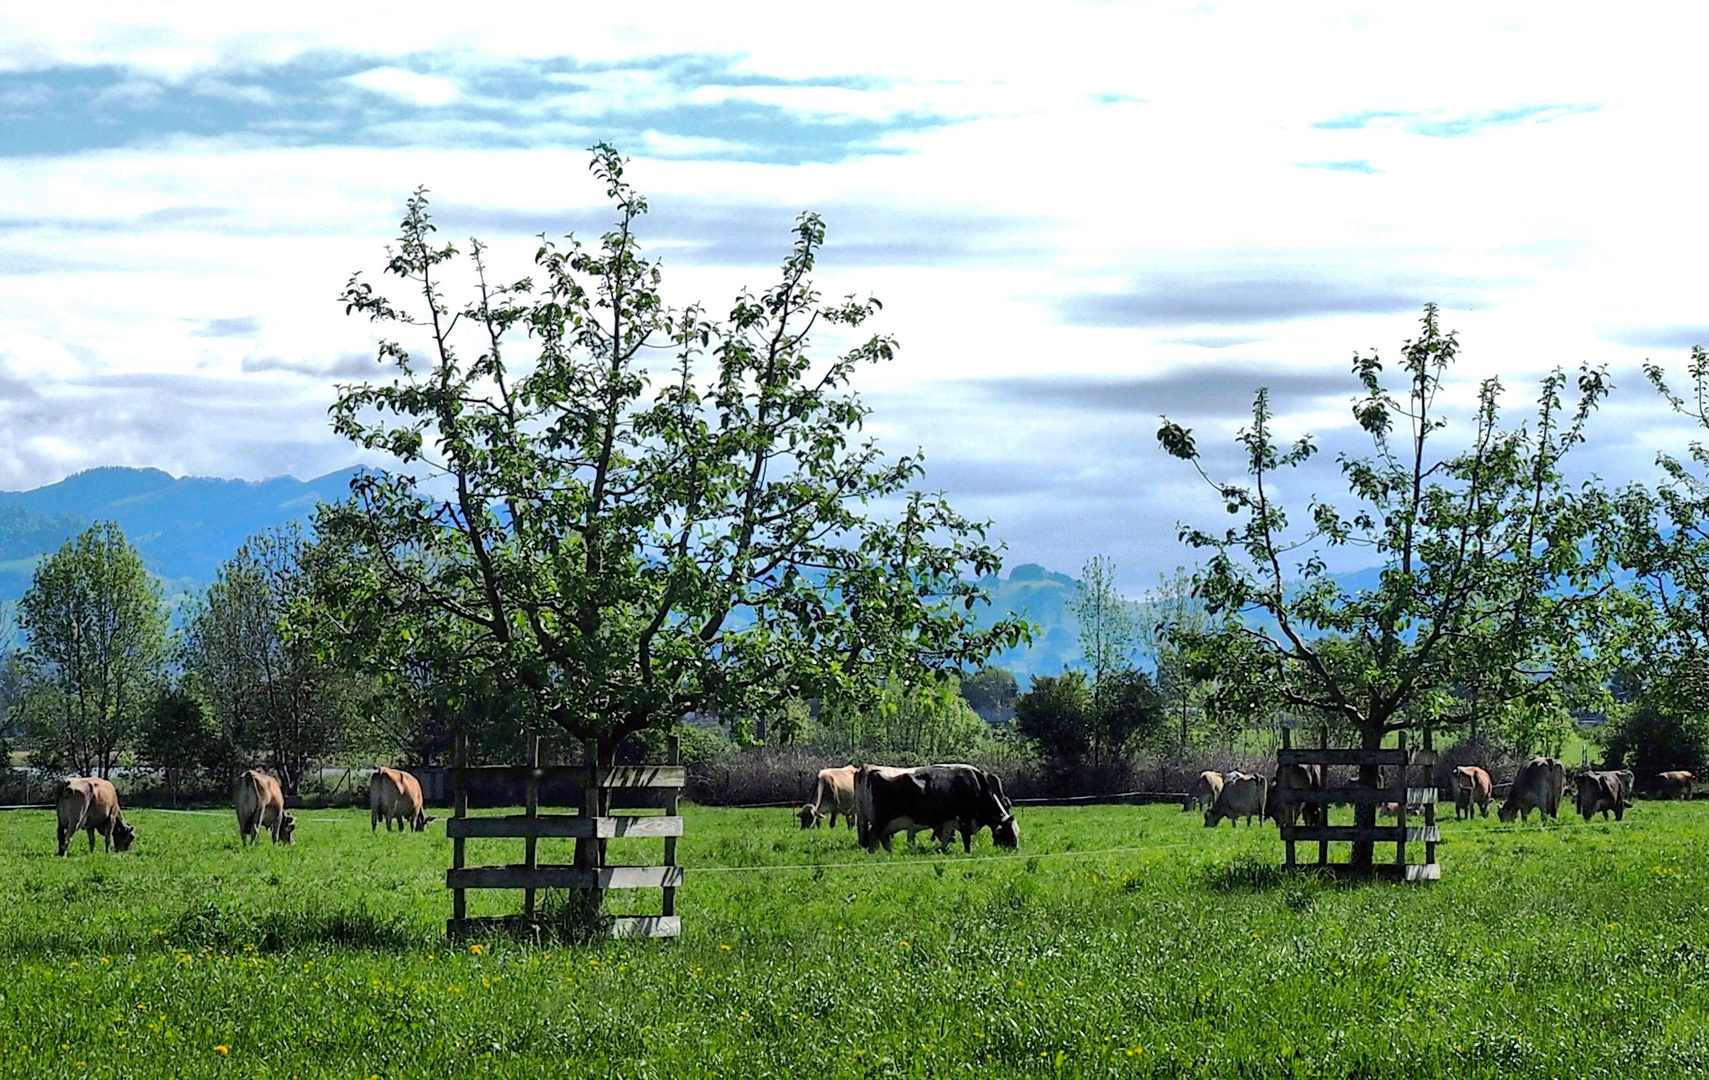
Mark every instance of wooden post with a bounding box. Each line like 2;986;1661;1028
452;730;468;926
1395;731;1409;872
663;733;680;919
1423;726;1437;872
1280;726;1296;868
523;730;540;919
1317;725;1329;867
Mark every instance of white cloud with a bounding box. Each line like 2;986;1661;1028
344;66;459;107
1;3;1707;588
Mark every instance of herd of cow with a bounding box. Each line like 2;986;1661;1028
51;766;435;856
797;763;1021;852
44;753;1698;860
1190;757;1697;831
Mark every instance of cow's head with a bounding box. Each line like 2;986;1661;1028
1496;798;1518;823
797;803;818;829
992;813;1020;850
278;812;297;844
412;813;435;832
112;819;136;852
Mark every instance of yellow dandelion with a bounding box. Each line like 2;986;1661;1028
719;944;732;952
215;1045;229;1055
469;943;484;956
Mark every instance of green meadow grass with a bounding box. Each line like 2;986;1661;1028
0;800;1705;1078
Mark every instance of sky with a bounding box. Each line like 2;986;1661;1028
1;3;1707;593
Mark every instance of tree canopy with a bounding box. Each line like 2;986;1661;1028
315;145;1025;759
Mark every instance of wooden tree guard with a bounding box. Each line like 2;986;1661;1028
446;732;685;939
1277;726;1439;882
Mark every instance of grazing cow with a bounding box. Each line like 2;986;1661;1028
1205;771;1268;827
1185;770;1224;813
1498;757;1566;822
1655;770;1695;800
798;765;859;829
1575;769;1633;822
234;769;296;845
1266;763;1325;828
1452;766;1494;820
55;777;135;856
369;767;433;832
855;763;1019;852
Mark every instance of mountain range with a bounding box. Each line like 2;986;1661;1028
0;466;1119;679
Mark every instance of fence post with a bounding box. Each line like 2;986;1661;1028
1395;731;1409;872
523;730;540;920
1280;726;1296;868
663;734;680;919
1317;725;1330;867
451;730;468;928
1423;726;1437;872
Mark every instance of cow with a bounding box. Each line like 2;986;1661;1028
1574;769;1633;822
1266;763;1325;828
235;769;296;845
1655;770;1695;800
798;765;859;829
1205;771;1268;827
55;777;135;856
1498;757;1566;822
369;767;433;832
1185;770;1224;813
1452;766;1494;820
855;763;1018;852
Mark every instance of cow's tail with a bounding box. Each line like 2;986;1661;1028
853;767;874;848
237;771;262;841
54;780;87;850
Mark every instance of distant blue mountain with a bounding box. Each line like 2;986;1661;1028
0;466;363;602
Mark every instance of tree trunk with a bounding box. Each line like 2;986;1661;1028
1351;724;1383;869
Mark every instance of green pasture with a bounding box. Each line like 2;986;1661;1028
0;800;1705;1078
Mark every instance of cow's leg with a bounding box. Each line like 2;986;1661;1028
87;827;96;852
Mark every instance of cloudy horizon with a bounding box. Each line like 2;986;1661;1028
3;3;1707;593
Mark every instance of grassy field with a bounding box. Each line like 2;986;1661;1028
0;799;1706;1079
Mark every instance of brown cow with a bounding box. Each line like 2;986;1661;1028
1205;772;1268;827
1498;757;1566;822
1186;770;1224;813
235;769;296;845
1452;766;1493;820
798;765;859;829
55;777;135;856
1574;769;1633;822
1655;770;1695;800
370;767;433;832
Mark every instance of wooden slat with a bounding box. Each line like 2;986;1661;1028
446;864;684;891
1285;825;1441;844
446;914;683;940
1403;862;1441;882
1277;748;1436;767
1286;786;1438;805
447;815;684;839
451;764;687;789
612;915;681;939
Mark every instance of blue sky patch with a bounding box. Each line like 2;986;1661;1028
0;52;949;164
1296;159;1379;173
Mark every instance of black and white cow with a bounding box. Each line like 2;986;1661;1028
855;764;1019;853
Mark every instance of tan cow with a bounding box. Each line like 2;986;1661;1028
1452;766;1493;820
1655;770;1695;800
234;769;296;845
1183;770;1224;813
55;777;135;856
1205;771;1268;827
798;765;859;829
370;767;433;832
1498;757;1566;822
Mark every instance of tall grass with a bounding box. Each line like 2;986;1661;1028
0;800;1705;1077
